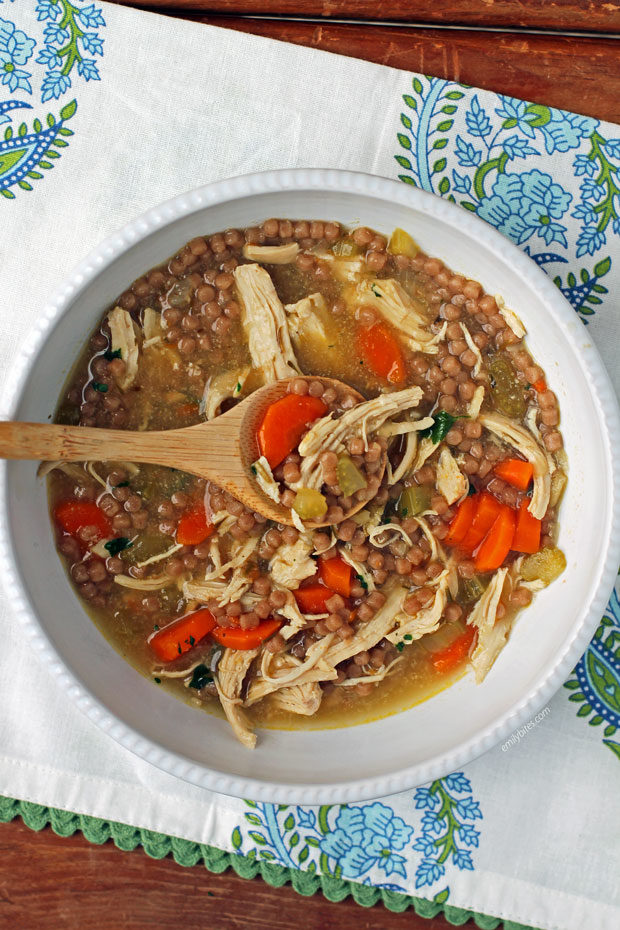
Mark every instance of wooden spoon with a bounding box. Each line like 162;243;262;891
0;377;386;528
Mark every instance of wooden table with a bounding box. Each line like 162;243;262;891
2;3;618;928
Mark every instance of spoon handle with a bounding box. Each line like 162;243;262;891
0;421;173;464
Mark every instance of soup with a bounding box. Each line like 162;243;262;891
47;219;567;748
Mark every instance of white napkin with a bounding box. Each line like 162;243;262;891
1;3;620;929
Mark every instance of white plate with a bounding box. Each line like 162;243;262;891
1;168;619;803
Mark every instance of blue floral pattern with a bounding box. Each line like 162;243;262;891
231;773;482;903
0;0;105;199
395;77;618;322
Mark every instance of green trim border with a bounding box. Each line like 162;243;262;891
0;795;534;929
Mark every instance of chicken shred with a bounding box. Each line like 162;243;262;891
479;412;550;519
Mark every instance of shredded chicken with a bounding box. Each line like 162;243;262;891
468;385;485;419
387;431;418;485
269;681;323;715
467;568;510;683
251;455;280;503
479;412;550;518
367;523;413;549
269;536;317;588
317;253;365;282
296;386;423;491
202;367;251;419
340;546;375;592
284;293;329;347
355;279;441;354
413;436;437;473
37;460;89;481
242;242;300;264
335;655;403;687
459;323;483;378
142;307;162;346
436;447;468;505
386;573;452;643
233;264;300;382
215;648;259;749
107;306;139;390
114;573;172;591
495;294;526;338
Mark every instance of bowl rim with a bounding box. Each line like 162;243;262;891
1;167;619;804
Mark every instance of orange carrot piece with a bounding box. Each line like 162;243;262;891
294;583;332;614
445;495;478;546
431;626;475;673
176;504;214;546
257;394;327;469
460;492;502;553
356;322;406;384
54;499;112;543
512;499;541;554
148;608;217;663
532;378;547;393
211;618;282;650
474;505;517;573
319;556;353;597
494;458;534;490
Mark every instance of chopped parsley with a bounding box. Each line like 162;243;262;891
153;677;161;684
395;641;405;652
187;635;196;647
371;284;382;297
419;410;466;444
188;664;213;690
401;507;408;517
103;348;122;361
153;624;160;632
403;634;413;642
250;464;257;475
234;382;242;394
92;381;108;393
356;573;368;591
104;537;133;556
380;497;398;525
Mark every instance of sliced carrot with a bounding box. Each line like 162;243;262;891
532;378;547;393
431;626;475;673
460;492;502;553
148;607;217;663
445;495;478;546
474;505;517;573
512;499;541;554
211;618;283;650
176;504;214;546
319;555;352;597
493;458;534;490
257;394;327;469
356;321;406;384
54;499;111;543
294;583;332;614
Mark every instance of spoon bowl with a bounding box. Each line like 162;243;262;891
0;377;386;528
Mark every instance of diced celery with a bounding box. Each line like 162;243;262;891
387;227;419;257
293;488;327;520
488;354;527;418
521;547;566;586
398;485;431;517
336;454;367;497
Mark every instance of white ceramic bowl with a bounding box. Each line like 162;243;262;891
2;169;619;803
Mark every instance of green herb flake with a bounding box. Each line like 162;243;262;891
371;284;382;297
153;677;161;684
401;507;408;517
396;641;405;652
250;464;257;475
420;410;467;444
188;664;213;690
177;643;182;656
153;624;160;632
104;537;133;556
188;635;196;647
92;381;108;393
356;573;368;591
103;348;122;361
403;634;413;642
234;382;242;394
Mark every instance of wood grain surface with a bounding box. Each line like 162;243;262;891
172;16;620;123
3;4;619;930
0;818;459;929
111;0;620;33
